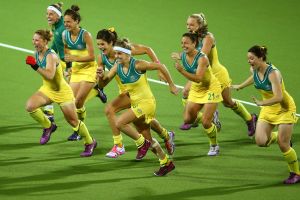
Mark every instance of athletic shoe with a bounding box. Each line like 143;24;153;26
179;123;192;130
80;139;97;157
67;132;82;141
246;114;257;137
95;86;107;103
207;145;220;156
165;131;175;155
212;110;221;132
283;172;300;184
40;123;57;145
106;144;125;158
136;139;151;160
154;161;175;176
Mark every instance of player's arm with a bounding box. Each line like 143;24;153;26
132;43;168;82
135;60;178;95
37;53;57;80
97;63;116;88
231;75;254;91
174;55;208;83
201;33;214;55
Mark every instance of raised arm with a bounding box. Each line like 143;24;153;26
135;60;178;95
97;63;116;88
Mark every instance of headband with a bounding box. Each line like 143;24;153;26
47;6;62;17
113;46;131;55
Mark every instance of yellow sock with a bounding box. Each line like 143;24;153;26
182;97;187;107
77;107;86;122
194;112;203;125
204;124;217;145
159;128;169;141
29;108;51;128
266;131;278;146
43;104;54;115
85;88;98;102
283;148;300;175
232;101;252;121
113;135;123;147
159;154;169;165
73;121;93;144
135;134;145;147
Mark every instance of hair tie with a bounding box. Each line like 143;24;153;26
108;27;115;33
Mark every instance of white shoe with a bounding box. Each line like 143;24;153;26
207;145;219;156
106;145;125;158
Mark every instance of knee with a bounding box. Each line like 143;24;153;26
201;117;211;129
75;99;84;108
25;101;36;112
105;104;115;116
222;100;234;108
255;137;268;147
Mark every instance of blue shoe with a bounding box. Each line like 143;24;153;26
67;131;82;141
95;86;107;103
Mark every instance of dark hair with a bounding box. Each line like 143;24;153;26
182;32;199;47
96;28;118;45
189;13;208;38
35;29;52;42
64;5;81;22
49;2;63;12
248;45;268;61
114;39;131;50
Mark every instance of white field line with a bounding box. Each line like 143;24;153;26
1;42;299;117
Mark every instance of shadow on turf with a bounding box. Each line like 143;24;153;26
0;158;156;196
0;123;40;135
130;182;290;200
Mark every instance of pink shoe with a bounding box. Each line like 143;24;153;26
180;123;192;130
136;139;151;160
106;145;125;158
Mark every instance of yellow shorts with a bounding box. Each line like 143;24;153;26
212;64;232;90
258;108;298;125
39;84;74;104
70;61;97;83
131;98;156;124
188;82;223;104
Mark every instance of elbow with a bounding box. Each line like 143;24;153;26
275;95;283;103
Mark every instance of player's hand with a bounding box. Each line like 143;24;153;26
170;84;180;95
171;52;181;60
252;96;263;106
25;56;39;71
96;67;105;78
231;84;241;91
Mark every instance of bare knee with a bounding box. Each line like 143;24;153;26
25;101;37;112
105;103;115;117
222;100;235;108
75;99;85;109
201;117;212;129
255;136;268;147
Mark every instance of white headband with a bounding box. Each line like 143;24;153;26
113;46;131;55
47;6;62;17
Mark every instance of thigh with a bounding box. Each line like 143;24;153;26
60;101;78;126
26;91;52;111
255;120;274;143
221;87;235;107
202;103;218;122
116;108;137;127
77;82;95;100
185;101;203;120
109;93;131;113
